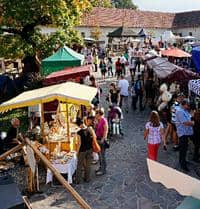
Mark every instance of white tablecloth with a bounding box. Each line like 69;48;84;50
46;154;77;184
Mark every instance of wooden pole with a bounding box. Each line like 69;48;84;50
23;137;91;209
0;144;24;161
66;103;70;142
41;103;45;141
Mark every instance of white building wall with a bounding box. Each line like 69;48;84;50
76;26;169;45
173;27;200;40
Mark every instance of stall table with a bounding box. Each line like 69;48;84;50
46;151;77;184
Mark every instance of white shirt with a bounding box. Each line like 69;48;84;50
120;56;127;64
118;79;129;96
128;57;136;69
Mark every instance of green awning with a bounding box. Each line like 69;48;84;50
41;46;84;76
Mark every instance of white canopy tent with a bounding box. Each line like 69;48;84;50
161;30;176;43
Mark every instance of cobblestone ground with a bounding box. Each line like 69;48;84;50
30;73;200;209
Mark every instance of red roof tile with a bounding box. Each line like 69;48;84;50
81;7;175;29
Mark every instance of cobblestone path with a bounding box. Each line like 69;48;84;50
30;76;200;209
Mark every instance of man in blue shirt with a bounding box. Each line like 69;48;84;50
175;99;194;172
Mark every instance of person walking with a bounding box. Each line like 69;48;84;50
134;74;144;111
95;108;108;176
175;99;194;172
115;58;122;79
107;57;113;77
128;56;136;81
118;75;129;113
120;54;127;76
93;52;99;72
144;111;164;161
99;59;107;80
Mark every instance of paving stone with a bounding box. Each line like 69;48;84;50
138;197;153;209
29;73;200;208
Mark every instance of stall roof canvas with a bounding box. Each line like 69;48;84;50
138;28;148;38
107;26;137;38
0;82;97;112
41;46;84;76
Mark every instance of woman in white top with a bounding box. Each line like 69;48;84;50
128;57;136;81
144;111;164;161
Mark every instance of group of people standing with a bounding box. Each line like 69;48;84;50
75;107;109;184
144;90;200;172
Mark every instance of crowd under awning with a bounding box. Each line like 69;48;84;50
0;82;97;112
147;56;199;82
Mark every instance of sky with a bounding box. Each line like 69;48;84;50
133;0;200;12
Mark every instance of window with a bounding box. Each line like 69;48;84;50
81;32;85;38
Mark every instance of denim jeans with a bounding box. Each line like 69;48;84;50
98;142;106;173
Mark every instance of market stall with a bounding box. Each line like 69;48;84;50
165;69;200;84
147;57;177;79
43;65;92;86
41;46;84;76
0;82;97;184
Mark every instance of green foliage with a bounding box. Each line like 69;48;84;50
112;0;138;9
0;108;28;133
0;0;90;59
90;0;112;7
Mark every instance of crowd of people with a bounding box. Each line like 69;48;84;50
1;43;199;187
81;43;200;177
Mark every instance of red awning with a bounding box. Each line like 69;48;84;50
161;48;191;58
164;68;200;83
43;65;92;86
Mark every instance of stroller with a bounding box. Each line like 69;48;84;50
107;105;123;138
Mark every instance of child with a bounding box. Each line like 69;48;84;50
107;105;123;136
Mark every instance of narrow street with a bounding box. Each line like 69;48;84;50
29;73;200;209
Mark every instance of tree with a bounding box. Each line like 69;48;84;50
90;26;102;40
0;0;91;61
90;0;112;8
112;0;137;9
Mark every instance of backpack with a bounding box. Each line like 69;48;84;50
134;80;142;92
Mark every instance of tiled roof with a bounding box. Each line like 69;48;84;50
81;7;200;29
81;7;175;29
173;10;200;28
